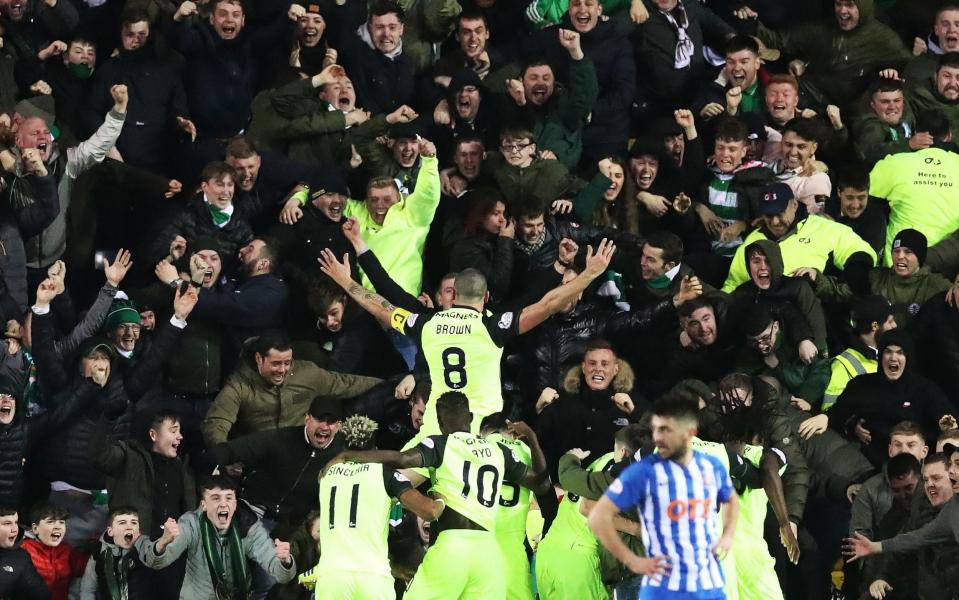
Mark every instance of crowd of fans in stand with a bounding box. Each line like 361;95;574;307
1;0;959;597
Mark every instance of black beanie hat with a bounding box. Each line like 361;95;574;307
878;328;914;359
892;228;928;267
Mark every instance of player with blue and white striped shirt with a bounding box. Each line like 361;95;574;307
588;394;740;600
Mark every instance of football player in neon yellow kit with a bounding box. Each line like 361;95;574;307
330;391;551;600
317;237;616;439
481;414;536;600
307;416;443;600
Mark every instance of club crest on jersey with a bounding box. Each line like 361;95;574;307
498;313;514;329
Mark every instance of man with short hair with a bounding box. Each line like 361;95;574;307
826;164;886;255
81;10;191;174
500;28;598;167
15;36;96;139
852;78;922;166
344;137;440;297
775;118;831;213
223;136;310;229
906;6;959;88
696;35;766;121
909;52;959;137
170;0;302;145
0;507;48;600
318;239;615;438
338;0;415;115
201;330;381;445
622;232;707;312
139;475;296;598
588;393;739;598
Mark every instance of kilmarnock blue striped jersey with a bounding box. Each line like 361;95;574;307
605;450;733;596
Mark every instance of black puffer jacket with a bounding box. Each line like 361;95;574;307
112;320;185;406
149;194;254;269
913;294;959;408
31;311;133;490
0;173;58;311
520;298;675;401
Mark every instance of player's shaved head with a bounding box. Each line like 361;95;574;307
453;268;487;304
436;391;472;433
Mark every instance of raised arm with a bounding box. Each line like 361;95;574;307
332;447;426;471
517;239;615;334
318;248;396;326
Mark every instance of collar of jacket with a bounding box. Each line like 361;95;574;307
561;360;635;394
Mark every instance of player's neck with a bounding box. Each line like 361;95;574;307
670;447;694;466
451;301;484;312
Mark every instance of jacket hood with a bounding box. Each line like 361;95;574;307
877;329;914;381
562;359;635;394
743;238;784;288
0;373;24;428
853;0;874;24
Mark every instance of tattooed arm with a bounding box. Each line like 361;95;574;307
318;248;397;326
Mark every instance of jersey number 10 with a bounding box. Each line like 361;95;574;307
460;462;501;508
328;484;360;529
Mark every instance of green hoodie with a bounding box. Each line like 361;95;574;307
814;265;952;326
757;0;910;106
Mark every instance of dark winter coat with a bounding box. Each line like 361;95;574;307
0;546;50;600
149;194;254;268
0;173;58;310
913;295;959;408
449;232;514;300
338;32;415;116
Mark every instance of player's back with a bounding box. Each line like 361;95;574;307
318;461;397;576
486;433;533;545
419;307;514;421
425;431;512;533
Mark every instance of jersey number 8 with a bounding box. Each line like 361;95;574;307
460;462;501;508
442;348;467;389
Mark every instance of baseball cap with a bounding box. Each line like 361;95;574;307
309;170;350;198
78;336;115;359
757;182;794;215
943;442;959;457
309;397;344;422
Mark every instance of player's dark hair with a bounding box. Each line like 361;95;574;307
436;391;470;422
724;34;759;57
453;268;487;303
644;231;684;266
652;392;699;424
454;134;484;153
0;506;16;518
888;453;921;480
108;506;141;524
479;412;508;435
713;117;748;144
200;161;236;184
149;409;181;432
916;110;951;139
782;117;820;143
835;163;870;192
868;77;903;97
200;474;240;495
615;424;645;458
30;502;68;526
457;9;488;30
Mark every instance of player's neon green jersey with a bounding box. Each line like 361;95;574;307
417;431;529;532
486;433;533;543
736;444;786;542
318;461;412;576
390;307;520;433
544;453;614;549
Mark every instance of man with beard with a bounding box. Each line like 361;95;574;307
186;238;289;355
647;110;705;193
870;110;959;274
170;0;304;152
207;398;348;539
81;11;191;175
501;28;598;168
774;118;832;215
852;78;924;167
906;5;959;86
909;52;959;137
139;475;296;599
337;0;415;116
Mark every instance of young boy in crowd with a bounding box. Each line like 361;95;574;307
21;503;88;600
0;506;49;599
80;507;154;600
